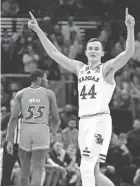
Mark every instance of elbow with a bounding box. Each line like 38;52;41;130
125;48;135;58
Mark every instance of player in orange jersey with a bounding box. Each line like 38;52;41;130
7;69;60;185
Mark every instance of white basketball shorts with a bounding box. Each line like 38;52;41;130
78;114;112;163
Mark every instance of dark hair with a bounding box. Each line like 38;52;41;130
30;69;44;82
86;38;104;50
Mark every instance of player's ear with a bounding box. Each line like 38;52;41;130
85;49;87;57
101;51;105;57
37;77;42;83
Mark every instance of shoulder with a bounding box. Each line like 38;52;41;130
72;60;85;75
46;89;55;96
46;89;56;100
15;89;25;100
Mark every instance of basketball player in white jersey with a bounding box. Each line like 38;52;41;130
28;8;135;186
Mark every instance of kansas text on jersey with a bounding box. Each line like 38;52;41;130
78;64;116;117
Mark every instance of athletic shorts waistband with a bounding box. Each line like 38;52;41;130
80;112;110;119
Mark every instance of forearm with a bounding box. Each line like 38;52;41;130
47;158;59;166
35;27;58;56
7;119;17;142
51;119;59;135
126;27;135;55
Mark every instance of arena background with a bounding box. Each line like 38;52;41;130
1;0;140;186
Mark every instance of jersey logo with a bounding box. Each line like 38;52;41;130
95;66;101;73
80;70;84;74
94;133;103;145
85;66;90;71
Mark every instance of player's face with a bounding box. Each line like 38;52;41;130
85;41;104;62
41;73;48;88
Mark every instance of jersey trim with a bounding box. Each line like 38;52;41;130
29;87;42;90
80;112;110;118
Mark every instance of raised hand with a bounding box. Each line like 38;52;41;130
28;11;40;32
125;8;135;29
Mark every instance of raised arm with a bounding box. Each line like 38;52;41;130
47;89;60;136
28;12;84;74
7;91;22;142
103;8;135;83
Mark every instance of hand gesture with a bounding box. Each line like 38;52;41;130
125;8;135;29
28;11;40;32
6;141;13;155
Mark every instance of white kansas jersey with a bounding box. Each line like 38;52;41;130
78;64;116;117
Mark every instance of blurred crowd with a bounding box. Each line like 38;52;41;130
1;0;140;19
1;0;140;185
1;103;140;185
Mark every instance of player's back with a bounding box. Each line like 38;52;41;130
21;87;49;124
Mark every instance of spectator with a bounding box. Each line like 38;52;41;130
60;104;78;129
1;28;11;44
61;16;81;44
1;99;22;186
62;119;79;149
43;157;64;186
98;22;113;61
132;32;140;66
49;141;67;185
98;22;112;44
63;144;81;185
130;74;140;99
54;132;63;142
133;168;140;186
109;132;119;148
2;0;19;16
119;89;131;109
112;34;126;57
127;118;140;159
121;164;137;186
9;82;20;92
1;83;10;108
100;165;116;185
40;16;53;37
43;55;61;80
50;24;65;53
1;40;13;73
107;132;132;180
22;44;40;73
1;106;8;118
68;30;83;59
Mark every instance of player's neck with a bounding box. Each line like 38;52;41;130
88;60;101;69
30;83;40;89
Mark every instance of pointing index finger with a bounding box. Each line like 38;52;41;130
125;7;128;16
29;11;36;20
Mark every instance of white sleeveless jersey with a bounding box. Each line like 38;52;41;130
78;64;116;117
